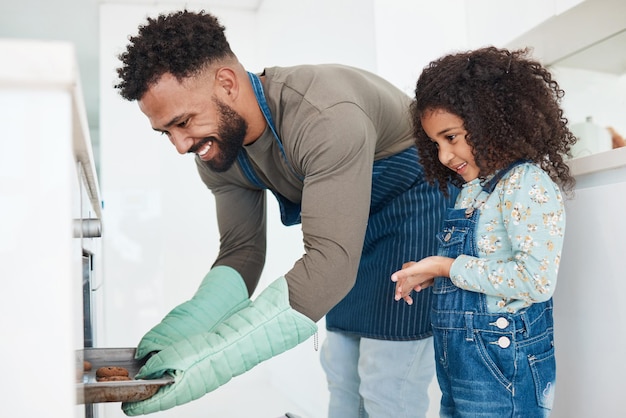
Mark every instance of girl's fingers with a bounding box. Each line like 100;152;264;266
394;283;402;301
394;284;414;305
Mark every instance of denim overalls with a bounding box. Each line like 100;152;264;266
433;161;556;417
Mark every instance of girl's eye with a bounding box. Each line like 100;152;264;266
446;134;456;141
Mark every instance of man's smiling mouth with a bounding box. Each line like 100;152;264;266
189;138;214;158
197;141;211;157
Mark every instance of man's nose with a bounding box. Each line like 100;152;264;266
169;132;193;155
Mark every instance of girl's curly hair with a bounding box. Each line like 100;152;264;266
410;46;576;196
115;10;234;101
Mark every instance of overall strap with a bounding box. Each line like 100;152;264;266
481;159;529;194
465;159;529;219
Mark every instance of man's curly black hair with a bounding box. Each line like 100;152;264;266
411;46;576;196
115;10;235;101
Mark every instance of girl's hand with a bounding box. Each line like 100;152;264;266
390;256;454;305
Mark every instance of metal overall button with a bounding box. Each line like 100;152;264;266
443;226;454;242
495;317;509;329
497;336;511;348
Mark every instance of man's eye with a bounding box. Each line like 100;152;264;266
178;120;188;127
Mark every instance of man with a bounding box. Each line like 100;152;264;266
115;9;455;417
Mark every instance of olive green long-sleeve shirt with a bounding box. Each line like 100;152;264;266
196;64;414;322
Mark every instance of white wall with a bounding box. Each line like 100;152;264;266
553;67;626;136
98;1;587;417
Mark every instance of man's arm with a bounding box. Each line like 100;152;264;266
284;103;377;321
196;160;268;297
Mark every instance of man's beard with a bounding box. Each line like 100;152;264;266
194;98;247;173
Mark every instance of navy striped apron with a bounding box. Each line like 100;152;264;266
327;149;457;339
238;72;457;339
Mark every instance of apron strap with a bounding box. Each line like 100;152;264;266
245;72;303;181
234;72;304;226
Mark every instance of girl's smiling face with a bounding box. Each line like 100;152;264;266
420;109;480;182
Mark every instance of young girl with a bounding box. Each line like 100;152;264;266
391;46;577;417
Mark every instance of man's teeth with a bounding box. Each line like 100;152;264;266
198;142;211;157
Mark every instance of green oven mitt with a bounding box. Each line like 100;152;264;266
122;276;317;416
134;266;250;360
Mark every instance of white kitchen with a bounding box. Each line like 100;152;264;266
1;0;625;417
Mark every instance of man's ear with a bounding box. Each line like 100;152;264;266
214;67;238;99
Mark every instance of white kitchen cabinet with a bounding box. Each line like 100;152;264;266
553;148;626;417
0;39;102;418
465;0;584;48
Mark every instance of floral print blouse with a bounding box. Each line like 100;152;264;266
449;162;566;313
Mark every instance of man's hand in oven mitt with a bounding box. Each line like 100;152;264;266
134;266;251;360
122;276;317;416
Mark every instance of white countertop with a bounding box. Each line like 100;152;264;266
568;146;626;176
567;147;626;189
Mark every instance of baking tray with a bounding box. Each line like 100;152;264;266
77;347;174;404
